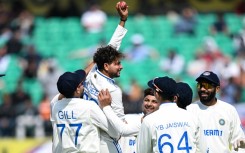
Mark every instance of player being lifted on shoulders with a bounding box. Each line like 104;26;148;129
83;2;140;153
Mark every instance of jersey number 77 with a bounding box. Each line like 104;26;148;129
57;123;82;146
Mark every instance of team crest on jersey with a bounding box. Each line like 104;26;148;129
94;74;97;78
219;119;225;126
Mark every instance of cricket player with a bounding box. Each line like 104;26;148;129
187;71;245;152
137;77;200;153
83;2;140;153
105;83;195;153
50;69;119;153
117;88;159;153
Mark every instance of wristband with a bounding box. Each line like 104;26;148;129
120;18;127;22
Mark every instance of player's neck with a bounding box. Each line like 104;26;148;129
201;98;217;106
100;69;112;79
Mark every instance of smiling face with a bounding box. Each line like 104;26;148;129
105;58;123;78
197;81;219;106
142;94;160;115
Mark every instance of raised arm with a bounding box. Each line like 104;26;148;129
84;1;128;74
108;1;128;50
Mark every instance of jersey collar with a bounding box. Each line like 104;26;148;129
96;68;115;84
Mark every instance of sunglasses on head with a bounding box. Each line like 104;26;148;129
197;82;215;90
152;77;163;92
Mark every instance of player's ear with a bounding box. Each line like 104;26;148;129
215;86;220;92
104;63;109;71
173;95;178;103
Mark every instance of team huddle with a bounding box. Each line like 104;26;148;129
50;2;245;153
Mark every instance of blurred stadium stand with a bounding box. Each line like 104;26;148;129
0;0;244;152
0;13;244;104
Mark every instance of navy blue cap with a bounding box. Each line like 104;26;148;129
148;76;177;96
0;74;5;77
57;69;86;98
176;82;193;109
196;71;220;86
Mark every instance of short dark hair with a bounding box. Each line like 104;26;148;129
144;88;154;97
176;82;193;109
93;45;124;70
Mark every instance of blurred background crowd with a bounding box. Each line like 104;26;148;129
0;0;245;141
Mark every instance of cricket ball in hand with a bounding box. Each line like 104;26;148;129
119;1;127;10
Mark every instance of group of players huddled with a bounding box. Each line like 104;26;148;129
49;2;245;153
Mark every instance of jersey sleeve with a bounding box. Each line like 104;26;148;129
136;119;152;153
110;88;125;119
102;106;140;136
50;94;60;122
90;103;120;139
108;25;127;50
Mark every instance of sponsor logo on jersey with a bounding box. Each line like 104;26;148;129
204;129;223;136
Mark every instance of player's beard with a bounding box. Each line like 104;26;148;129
198;89;216;105
109;70;121;78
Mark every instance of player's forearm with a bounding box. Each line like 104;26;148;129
103;106;140;136
84;61;95;75
108;25;127;50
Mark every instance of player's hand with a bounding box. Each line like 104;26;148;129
116;2;128;21
233;138;245;151
98;89;112;108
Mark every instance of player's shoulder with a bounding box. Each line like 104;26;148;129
124;113;143;123
187;100;201;109
50;94;61;105
142;110;160;124
75;98;99;107
217;99;237;111
86;66;118;91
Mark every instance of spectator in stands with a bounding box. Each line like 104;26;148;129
0;93;16;137
37;58;63;100
15;96;44;139
219;77;242;104
159;49;185;75
209;13;229;35
232;17;245;56
21;45;42;79
186;51;209;78
15;10;34;37
22;45;42;64
124;33;158;62
6;28;23;55
174;7;197;36
38;93;52;136
11;80;31;116
123;79;143;114
81;4;107;33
